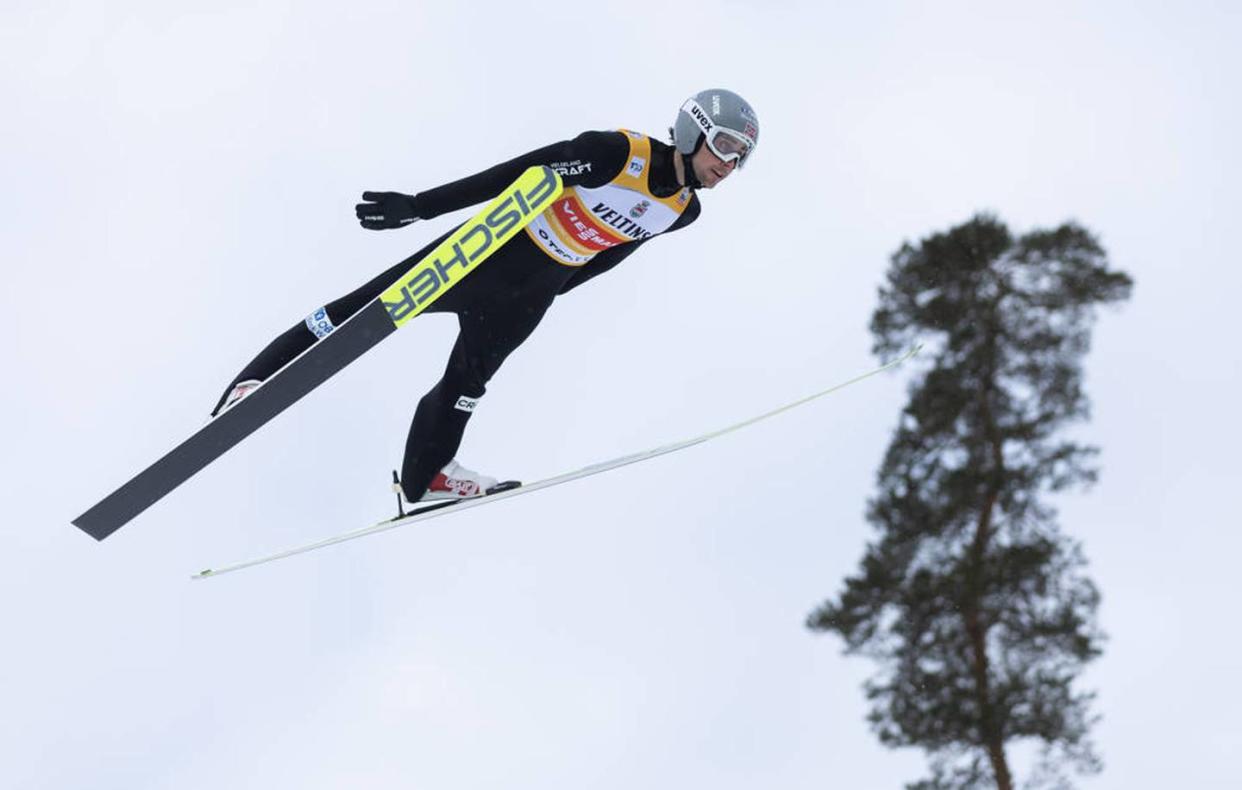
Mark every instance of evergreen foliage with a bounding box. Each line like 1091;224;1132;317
808;215;1132;789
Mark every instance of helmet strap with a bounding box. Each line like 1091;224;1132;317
680;151;702;190
679;133;706;189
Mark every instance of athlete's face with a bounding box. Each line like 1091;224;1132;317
691;144;737;189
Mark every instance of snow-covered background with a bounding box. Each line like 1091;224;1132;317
3;1;1239;787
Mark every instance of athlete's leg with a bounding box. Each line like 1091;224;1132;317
209;229;455;415
396;301;546;497
399;254;575;498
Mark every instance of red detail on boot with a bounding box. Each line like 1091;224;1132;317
427;472;482;498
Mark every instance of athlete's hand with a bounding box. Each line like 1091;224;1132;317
355;191;421;230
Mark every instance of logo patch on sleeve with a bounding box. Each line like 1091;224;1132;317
454;396;479;413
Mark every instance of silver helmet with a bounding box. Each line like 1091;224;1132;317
672;88;759;168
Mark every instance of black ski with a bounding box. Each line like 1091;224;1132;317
73;166;562;540
74;302;396;540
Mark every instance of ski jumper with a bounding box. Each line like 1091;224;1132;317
214;130;702;498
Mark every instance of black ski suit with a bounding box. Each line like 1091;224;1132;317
215;129;701;498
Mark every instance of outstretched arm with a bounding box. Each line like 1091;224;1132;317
356;131;629;230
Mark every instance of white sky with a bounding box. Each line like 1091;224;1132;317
3;1;1239;788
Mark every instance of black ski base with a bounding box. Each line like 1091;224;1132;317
73;300;398;540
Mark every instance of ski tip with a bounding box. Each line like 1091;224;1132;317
889;344;922;365
193;569;214;580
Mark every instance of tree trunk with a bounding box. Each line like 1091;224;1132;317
964;488;1014;790
966;357;1015;790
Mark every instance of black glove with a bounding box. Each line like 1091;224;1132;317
355;191;421;230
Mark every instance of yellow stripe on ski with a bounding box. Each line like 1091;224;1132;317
380;165;563;328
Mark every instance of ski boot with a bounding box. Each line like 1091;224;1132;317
212;379;262;418
392;460;520;515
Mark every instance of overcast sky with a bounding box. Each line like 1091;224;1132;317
3;1;1240;788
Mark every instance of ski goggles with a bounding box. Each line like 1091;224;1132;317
681;98;757;168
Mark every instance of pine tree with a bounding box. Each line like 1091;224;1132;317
808;215;1132;789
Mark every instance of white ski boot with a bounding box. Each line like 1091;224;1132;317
214;379;261;418
402;459;503;504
